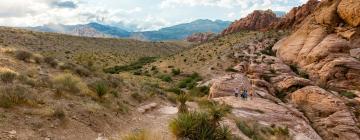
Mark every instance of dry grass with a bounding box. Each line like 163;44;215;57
122;130;165;140
0;27;188;70
52;73;88;95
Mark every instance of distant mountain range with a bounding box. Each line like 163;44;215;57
29;19;231;41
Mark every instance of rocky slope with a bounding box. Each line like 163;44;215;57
222;0;320;36
222;10;279;35
206;0;360;139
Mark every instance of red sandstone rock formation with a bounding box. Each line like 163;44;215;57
222;10;279;35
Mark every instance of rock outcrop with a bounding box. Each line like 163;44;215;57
209;74;252;98
274;0;360;91
337;0;360;27
271;0;320;30
214;96;322;140
186;32;217;43
222;10;279;35
291;86;360;140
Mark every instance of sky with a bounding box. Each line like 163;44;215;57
0;0;308;31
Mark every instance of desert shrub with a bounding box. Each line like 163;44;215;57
260;74;272;82
178;73;202;89
131;92;144;102
298;70;309;79
44;57;58;68
123;130;162;140
116;101;129;114
33;54;43;64
169;111;232;140
17;75;36;87
177;93;189;113
289;64;299;75
340;91;358;99
106;75;124;88
53;106;66;120
0;71;17;83
275;90;287;101
166;93;178;104
0;85;32;108
14;50;32;62
74;66;91;77
236;121;290;140
133;70;142;75
158;74;172;82
189;86;210;97
94;81;109;98
150;66;157;71
171;68;181;75
225;67;239;72
207;103;232;124
166;88;182;95
52;74;85;94
104;57;157;74
260;46;276;56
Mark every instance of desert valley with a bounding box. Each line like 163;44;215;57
0;0;360;140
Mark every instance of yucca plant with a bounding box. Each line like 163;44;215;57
208;102;232;125
177;93;188;113
95;82;108;98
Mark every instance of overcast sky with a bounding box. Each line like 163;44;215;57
0;0;308;31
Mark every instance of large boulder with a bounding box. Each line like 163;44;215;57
208;74;252;98
214;96;322;140
337;0;360;27
291;86;360;140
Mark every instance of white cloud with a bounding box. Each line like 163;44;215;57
160;0;292;9
0;0;305;31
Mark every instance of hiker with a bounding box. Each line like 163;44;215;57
241;90;248;100
234;88;240;97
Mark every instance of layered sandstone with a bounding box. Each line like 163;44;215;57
274;0;360;91
272;0;320;30
222;10;279;35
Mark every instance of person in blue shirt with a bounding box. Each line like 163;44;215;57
241;90;248;100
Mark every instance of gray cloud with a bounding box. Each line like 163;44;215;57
51;1;78;9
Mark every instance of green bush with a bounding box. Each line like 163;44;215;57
0;71;17;83
225;67;239;72
189;86;210;97
94;82;108;98
169;111;232;140
340;91;358;99
166;88;182;95
178;73;202;89
236;121;290;140
158;75;172;82
104;57;157;74
171;68;181;75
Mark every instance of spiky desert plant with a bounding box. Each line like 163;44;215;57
177;93;189;114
